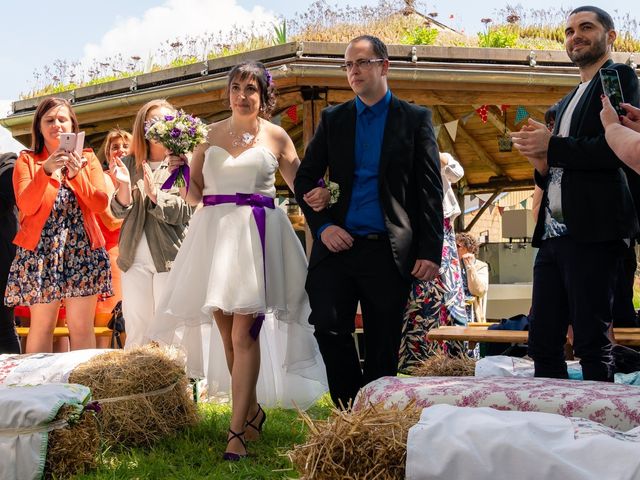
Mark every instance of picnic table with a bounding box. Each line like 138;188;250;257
427;326;640;347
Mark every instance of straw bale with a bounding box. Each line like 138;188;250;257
411;352;476;377
45;405;99;479
68;344;198;447
289;401;421;480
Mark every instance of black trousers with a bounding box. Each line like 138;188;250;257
0;280;20;354
528;236;624;381
612;242;639;328
305;237;410;408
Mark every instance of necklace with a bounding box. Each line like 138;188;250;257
229;119;261;148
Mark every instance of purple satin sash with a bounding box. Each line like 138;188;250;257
202;193;275;339
161;164;191;191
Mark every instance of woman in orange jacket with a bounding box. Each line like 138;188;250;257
4;97;112;353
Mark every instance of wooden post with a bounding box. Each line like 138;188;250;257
301;91;325;259
464;189;503;233
455;180;466;233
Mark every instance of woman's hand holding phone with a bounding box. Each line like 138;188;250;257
600;94;621;128
601;95;640;134
42;150;68;178
619;103;640;134
64;150;85;179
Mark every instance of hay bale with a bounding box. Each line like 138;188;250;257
289;402;421;480
411;352;476;377
68;344;198;447
45;405;99;479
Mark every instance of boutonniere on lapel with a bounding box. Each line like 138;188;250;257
317;178;340;206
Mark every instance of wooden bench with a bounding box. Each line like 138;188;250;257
16;326;113;338
14;308;115;339
427;326;640;347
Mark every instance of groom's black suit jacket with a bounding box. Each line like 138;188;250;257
532;59;640;246
294;94;444;280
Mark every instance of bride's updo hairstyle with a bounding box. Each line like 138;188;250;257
226;61;277;119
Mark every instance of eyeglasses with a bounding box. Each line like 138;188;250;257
339;58;385;71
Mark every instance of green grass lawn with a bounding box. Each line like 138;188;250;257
72;395;333;480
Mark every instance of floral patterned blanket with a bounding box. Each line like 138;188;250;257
354;375;640;431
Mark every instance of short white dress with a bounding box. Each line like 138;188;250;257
147;145;327;408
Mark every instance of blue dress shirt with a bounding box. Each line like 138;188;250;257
317;89;391;238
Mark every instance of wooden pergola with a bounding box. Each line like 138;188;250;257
3;42;638;212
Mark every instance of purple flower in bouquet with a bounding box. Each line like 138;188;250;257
145;110;208;189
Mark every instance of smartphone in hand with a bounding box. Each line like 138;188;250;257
599;68;626;116
58;131;86;157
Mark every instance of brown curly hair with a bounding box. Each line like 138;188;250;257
226;61;277;119
455;232;480;255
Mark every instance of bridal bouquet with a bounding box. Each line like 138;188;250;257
145;110;208;189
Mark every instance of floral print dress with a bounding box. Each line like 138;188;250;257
4;183;112;307
398;218;467;373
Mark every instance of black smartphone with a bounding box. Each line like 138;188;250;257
599;68;626;116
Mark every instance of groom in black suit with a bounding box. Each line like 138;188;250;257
512;6;640;381
294;35;443;407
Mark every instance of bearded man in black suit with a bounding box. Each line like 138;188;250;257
512;6;640;381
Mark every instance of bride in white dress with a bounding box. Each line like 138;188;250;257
147;61;329;460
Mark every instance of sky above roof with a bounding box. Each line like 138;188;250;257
1;0;636;152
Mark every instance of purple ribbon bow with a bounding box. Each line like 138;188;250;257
161;164;191;192
203;193;275;339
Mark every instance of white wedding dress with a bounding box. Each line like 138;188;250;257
148;145;327;408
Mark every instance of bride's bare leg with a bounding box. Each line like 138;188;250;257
214;311;262;442
213;310;234;373
225;313;261;457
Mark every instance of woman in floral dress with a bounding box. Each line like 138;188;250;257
4;98;112;353
398;152;468;372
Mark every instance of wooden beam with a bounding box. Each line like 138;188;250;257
301;98;324;258
437;106;507;178
463;189;503;232
465;178;534;194
326;88;566;106
455;185;466;232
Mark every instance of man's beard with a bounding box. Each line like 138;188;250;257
567;34;608;67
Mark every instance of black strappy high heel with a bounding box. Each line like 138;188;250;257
245;403;266;437
223;429;247;461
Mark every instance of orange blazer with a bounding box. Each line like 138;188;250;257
13;148;109;251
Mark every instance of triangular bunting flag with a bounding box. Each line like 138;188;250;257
433;125;441;138
475;105;488;123
520;199;528;209
444;120;458;142
478;199;485;208
286;105;298;123
500;104;510;112
469;194;476;202
489;205;495;214
498;206;505;215
515;106;529;124
271;114;282;126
